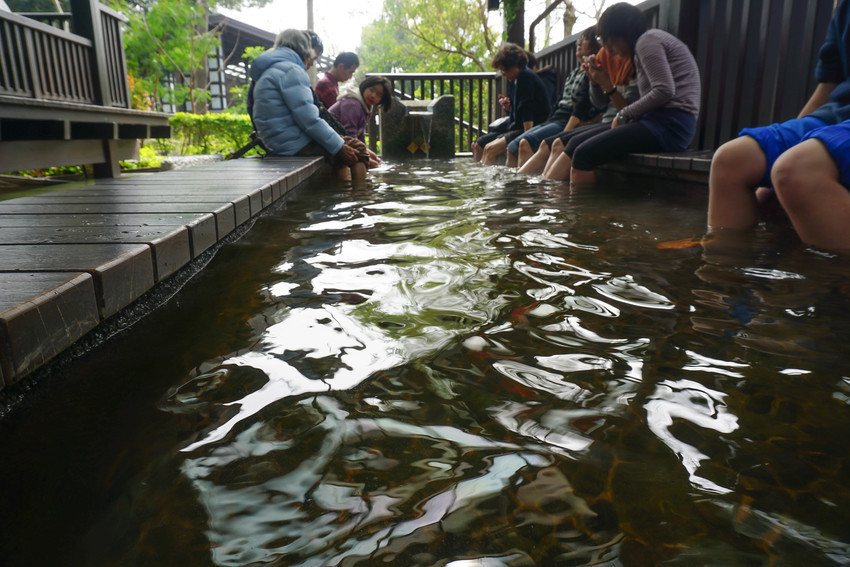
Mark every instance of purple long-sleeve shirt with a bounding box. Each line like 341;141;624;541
618;29;701;123
328;86;371;141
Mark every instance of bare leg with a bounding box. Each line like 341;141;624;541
505;150;518;167
351;161;368;181
518;140;551;175
544;151;572;180
570;168;596;185
517;139;535;168
335;166;351;181
482;137;507;165
542;138;566;177
472;142;483;162
772;138;850;251
707;136;768;229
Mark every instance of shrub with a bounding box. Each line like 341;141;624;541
120;145;165;170
167;112;256;156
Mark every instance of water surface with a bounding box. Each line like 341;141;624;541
1;160;849;566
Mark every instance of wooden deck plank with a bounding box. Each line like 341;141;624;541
0;243;155;318
0;225;192;279
0;272;100;384
0;156;325;388
0;212;209;227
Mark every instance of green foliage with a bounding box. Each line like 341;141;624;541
5;0;69;11
360;0;498;73
5;165;83;178
120;145;165;170
167;112;255;156
117;0;271;112
223;46;266;115
121;0;219;112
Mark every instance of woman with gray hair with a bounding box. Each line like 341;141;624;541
251;29;366;179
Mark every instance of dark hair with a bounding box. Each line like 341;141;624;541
334;52;360;69
580;26;601;53
524;49;538;70
305;30;323;56
359;76;393;112
491;42;528;71
597;2;646;56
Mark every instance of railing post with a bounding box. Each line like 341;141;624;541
69;0;111;106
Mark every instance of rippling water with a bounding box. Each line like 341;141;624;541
1;160;850;566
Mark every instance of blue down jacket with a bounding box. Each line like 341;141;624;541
250;46;344;156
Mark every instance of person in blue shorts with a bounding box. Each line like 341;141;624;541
708;0;850;251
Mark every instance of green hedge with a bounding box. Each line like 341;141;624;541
155;112;257;157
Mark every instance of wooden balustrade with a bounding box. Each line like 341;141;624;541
368;72;506;154
0;5;129;108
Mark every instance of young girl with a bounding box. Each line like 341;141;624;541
547;2;701;184
329;76;393;142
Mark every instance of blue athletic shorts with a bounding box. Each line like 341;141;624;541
800;120;850;187
739;116;829;187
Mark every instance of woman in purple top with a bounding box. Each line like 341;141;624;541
545;2;701;184
328;76;392;142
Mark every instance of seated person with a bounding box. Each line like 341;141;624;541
506;27;602;168
708;0;850;252
315;52;360;109
251;29;368;180
329;76;392;169
526;50;560;109
546;2;701;184
519;46;636;176
472;42;552;164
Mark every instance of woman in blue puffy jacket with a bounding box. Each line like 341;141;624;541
251;29;366;180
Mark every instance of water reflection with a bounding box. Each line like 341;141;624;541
150;163;850;565
4;160;850;567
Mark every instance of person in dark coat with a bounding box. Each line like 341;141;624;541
472;42;552;164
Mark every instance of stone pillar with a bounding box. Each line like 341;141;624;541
379;95;455;159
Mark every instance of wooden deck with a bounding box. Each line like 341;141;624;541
0;157;325;388
599;150;713;184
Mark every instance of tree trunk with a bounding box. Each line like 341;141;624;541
505;1;524;47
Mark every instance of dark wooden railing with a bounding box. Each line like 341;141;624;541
0;5;129;108
369;72;507;154
0;4;169;177
1;11;95;103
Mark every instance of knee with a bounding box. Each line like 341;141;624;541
771;146;827;209
710;137;766;182
519;139;531;151
710;142;742;176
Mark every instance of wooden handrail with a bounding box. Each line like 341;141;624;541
0;3;129;108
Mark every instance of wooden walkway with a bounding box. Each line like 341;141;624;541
0;157;324;388
599;150;713;185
